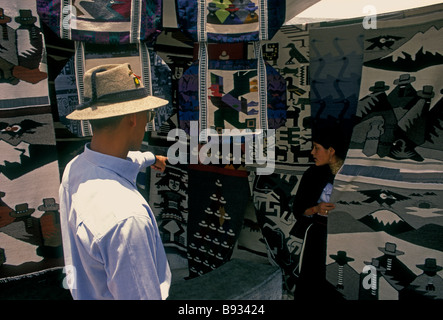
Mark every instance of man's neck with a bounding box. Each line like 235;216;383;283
90;135;129;159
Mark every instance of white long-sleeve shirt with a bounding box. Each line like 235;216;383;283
59;144;171;300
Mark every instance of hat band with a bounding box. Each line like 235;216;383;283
76;88;150;111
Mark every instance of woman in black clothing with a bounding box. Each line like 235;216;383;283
291;126;348;300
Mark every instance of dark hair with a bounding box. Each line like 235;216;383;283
312;124;350;160
89;115;125;132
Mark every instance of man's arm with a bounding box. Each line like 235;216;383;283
128;151;168;172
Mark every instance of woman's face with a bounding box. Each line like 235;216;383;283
311;142;332;166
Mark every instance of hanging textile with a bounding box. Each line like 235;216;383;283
259;23;312;173
149;28;195;145
186;164;249;278
251;172;302;294
54;41;173;137
309;20;364;138
326;9;443;300
178;42;286;143
0;3;49;109
0;1;62;278
148;151;189;255
37;0;163;44
176;0;321;43
176;0;285;43
0;110;62;277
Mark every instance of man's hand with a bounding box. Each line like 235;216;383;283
151;155;168;172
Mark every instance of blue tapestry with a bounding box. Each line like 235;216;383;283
309;21;364;139
178;42;286;137
37;0;163;44
176;0;287;43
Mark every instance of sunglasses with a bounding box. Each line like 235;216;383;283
147;110;156;123
145;110;156;132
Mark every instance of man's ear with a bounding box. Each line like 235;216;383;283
125;113;137;128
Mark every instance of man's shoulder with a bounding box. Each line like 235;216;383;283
62;152;87;176
78;181;149;229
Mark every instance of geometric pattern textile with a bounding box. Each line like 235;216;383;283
176;0;287;43
148;160;189;255
0;1;49;110
37;0;163;44
178;42;286;141
0;111;62;278
251;171;302;294
55;41;173;137
0;1;62;282
186;164;249;278
175;0;320;43
260;24;312;173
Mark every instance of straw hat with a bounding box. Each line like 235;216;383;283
67;63;168;120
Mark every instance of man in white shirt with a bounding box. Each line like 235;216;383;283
59;63;171;299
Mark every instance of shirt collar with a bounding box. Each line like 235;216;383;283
83;143;140;186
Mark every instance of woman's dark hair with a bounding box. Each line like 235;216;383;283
312;123;350;160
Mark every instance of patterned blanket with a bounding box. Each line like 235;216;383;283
0;1;63;281
326;10;443;300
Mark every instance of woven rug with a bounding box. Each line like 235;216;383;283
147;155;189;255
326;9;443;300
309;20;364;139
176;0;286;43
0;111;62;278
186;164;249;278
251;171;303;294
37;0;163;44
178;42;286;142
258;24;312;173
0;2;49;109
0;1;63;280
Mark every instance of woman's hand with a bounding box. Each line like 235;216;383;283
316;202;335;216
